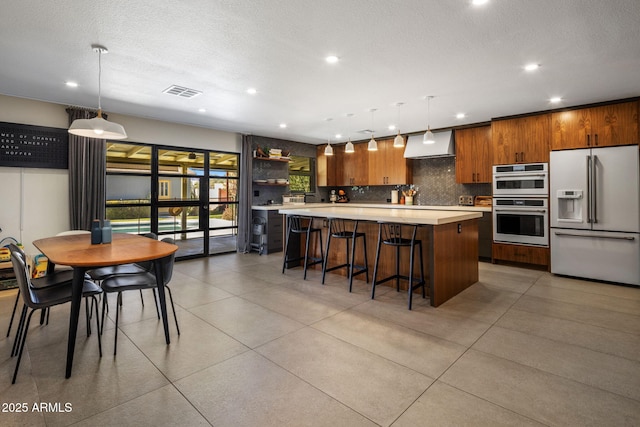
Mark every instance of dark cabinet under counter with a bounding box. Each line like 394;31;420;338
252;209;284;254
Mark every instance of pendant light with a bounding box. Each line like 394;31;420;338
324;137;334;156
423;96;435;144
393;102;405;147
368;109;378;151
68;45;127;140
345;113;354;153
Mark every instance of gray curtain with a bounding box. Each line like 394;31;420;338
237;134;254;252
66;108;107;230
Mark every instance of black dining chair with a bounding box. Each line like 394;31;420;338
87;232;159;310
5;243;78;339
9;251;103;384
99;237;179;355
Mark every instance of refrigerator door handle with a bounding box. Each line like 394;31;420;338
553;231;636;241
586;155;592;224
592;155;598;224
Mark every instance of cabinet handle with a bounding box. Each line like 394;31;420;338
587;134;591;146
515;152;519;162
521;152;524;162
594;134;599;146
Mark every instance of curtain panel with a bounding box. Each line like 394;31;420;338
66;108;107;230
237;134;254;252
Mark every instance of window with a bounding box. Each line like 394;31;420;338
288;155;315;193
159;180;170;199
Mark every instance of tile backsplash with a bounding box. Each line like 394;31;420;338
318;157;491;205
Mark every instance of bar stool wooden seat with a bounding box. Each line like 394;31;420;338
321;219;369;292
282;215;324;280
371;222;426;310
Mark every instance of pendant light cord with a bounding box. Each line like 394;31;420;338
97;49;102;111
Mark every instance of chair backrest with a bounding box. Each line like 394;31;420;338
8;243;31;276
136;233;158;271
287;215;312;233
378;222;418;244
10;251;37;310
158;237;176;285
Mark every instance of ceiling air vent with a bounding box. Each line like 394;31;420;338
357;129;374;134
162;85;202;98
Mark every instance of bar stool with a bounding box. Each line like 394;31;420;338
371;222;426;310
321;219;369;292
282;215;324;280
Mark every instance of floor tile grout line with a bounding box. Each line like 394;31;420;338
492;307;640;363
251;342;384;427
466;345;640;404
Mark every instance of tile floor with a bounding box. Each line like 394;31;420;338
0;254;639;426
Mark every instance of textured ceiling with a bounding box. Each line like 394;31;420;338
1;0;639;144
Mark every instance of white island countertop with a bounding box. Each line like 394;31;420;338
254;202;491;212
278;205;482;225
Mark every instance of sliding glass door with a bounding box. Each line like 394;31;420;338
106;142;239;259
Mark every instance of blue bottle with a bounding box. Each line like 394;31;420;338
91;219;102;244
101;219;112;244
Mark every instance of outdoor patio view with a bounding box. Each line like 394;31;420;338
105;143;239;256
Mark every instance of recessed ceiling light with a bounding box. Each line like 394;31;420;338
550;97;562;103
279;123;287;129
325;55;339;64
335;133;342;139
524;63;540;72
472;0;489;5
456;113;466;119
388;125;396;131
247;88;257;95
65;81;78;88
198;108;206;113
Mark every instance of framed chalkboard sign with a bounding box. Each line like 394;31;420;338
0;121;69;169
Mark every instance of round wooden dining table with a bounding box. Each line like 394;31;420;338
33;233;178;378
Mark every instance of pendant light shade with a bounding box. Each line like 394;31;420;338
324;139;334;155
69;45;127;140
393;102;405;147
394;131;404;147
423;129;435;144
345;139;354;153
423;96;435;144
368;136;378;151
368;109;378;151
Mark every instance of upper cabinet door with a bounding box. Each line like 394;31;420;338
455;125;492;183
552;101;639;150
368;138;412;185
492;114;550;165
552;109;591;150
590;102;638;148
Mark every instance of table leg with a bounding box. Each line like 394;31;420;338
154;259;171;344
66;267;86;378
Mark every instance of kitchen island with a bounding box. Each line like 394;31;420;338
278;205;482;307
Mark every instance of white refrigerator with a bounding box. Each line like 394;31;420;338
550;145;640;286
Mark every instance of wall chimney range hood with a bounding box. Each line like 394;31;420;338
403;130;454;158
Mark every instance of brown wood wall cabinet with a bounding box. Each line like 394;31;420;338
492;113;551;164
338;143;368;186
316;145;337;187
368;137;412;185
455;125;492;183
551;101;639;150
317;138;412;187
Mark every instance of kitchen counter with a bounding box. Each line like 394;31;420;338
278;204;480;307
278;205;482;225
253;202;491;212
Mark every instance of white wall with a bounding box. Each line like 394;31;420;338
0;94;241;254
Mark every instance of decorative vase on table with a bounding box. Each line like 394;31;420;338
91;219;102;244
101;220;112;243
